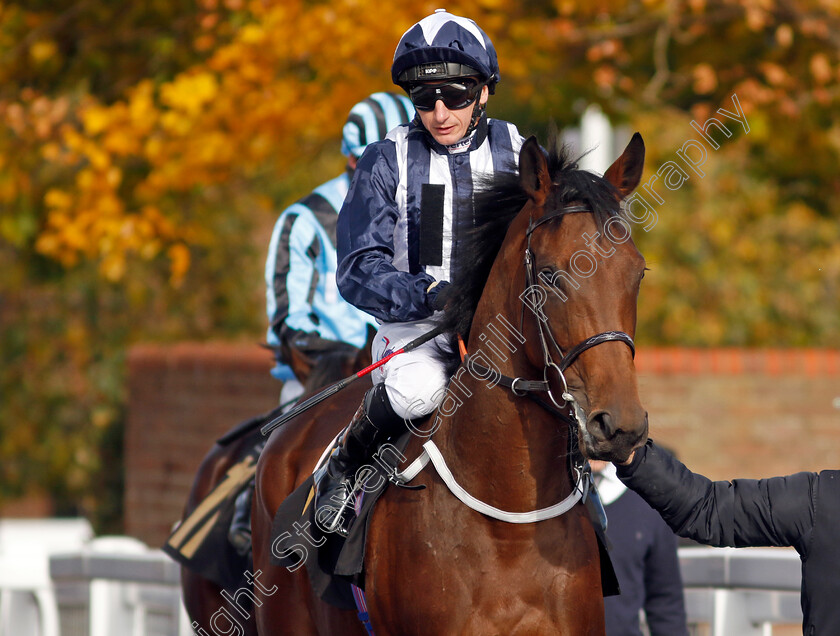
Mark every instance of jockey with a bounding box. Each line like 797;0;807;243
228;92;415;555
264;91;415;406
316;9;525;535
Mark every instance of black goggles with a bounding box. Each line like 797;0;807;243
408;79;483;112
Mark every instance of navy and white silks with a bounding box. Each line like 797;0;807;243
337;115;523;418
265;172;376;383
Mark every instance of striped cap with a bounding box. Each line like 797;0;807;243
392;10;500;93
341;92;415;158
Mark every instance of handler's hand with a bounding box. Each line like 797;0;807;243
616;450;636;466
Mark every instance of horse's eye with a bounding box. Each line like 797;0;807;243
539;267;554;278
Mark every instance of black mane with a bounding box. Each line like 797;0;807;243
436;132;622;338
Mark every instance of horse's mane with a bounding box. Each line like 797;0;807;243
437;131;622;339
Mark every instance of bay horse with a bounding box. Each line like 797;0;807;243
179;340;371;635
252;132;649;635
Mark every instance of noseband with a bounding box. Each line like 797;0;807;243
522;203;636;410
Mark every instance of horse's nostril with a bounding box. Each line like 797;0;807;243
589;410;614;439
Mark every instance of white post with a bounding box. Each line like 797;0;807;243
579;104;613;175
711;589;764;636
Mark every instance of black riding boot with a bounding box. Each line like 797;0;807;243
228;479;254;556
227;439;265;556
315;383;404;537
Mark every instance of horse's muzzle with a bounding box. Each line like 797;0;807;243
580;410;648;463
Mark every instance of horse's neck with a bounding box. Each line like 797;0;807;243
437;312;574;508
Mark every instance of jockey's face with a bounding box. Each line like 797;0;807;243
417;83;489;146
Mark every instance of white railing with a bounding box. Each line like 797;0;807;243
0;521;807;636
48;540;192;636
679;546;802;636
0;519;94;636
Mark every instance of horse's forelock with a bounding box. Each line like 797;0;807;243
546;138;623;231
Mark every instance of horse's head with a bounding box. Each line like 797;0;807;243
513;133;648;463
276;325;374;394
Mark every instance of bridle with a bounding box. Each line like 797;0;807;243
465;202;636;419
522;203;636;410
393;204;638;527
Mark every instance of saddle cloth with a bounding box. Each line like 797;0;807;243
162;439;260;592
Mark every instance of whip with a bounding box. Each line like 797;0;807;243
260;324;446;436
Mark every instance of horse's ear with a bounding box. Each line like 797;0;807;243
519;136;550;206
603;132;645;198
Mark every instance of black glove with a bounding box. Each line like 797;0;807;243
425;280;451;312
280;328;335;353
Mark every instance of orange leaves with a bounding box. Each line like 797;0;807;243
24;0;427;281
775;24;794;48
809;53;833;85
37;173;194;282
44;189;74;210
5;2;383;274
28;39;58;65
37;93;198;281
167;243;192;287
759;62;790;88
10;0;840;295
160;72;220;116
693;64;718;94
3;92;69;141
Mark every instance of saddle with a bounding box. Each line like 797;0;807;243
162;443;258;591
270;429;415;609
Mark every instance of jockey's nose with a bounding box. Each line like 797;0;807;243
433;99;449;121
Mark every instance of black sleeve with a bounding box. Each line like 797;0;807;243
616;440;816;553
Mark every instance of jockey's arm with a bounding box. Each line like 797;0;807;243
336;142;439;323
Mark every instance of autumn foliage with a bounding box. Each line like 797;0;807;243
2;0;839;522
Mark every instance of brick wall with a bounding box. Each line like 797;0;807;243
124;344;840;547
636;348;840;480
125;342;279;547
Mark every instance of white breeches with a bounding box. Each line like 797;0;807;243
370;318;452;420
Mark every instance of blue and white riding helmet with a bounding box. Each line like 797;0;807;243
341;92;416;158
391;9;501;94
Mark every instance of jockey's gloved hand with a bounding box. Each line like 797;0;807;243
281;328;338;353
425;280;451;312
